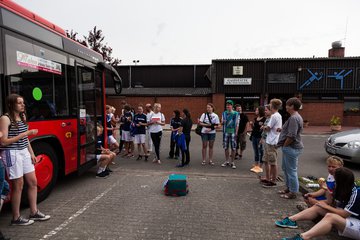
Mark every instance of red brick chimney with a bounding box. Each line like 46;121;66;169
328;41;345;58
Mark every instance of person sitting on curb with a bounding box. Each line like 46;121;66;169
297;156;344;211
95;124;116;178
275;167;360;240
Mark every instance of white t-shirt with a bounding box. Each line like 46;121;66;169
200;112;220;134
266;112;282;145
147;112;165;133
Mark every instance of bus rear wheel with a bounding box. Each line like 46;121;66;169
31;142;59;203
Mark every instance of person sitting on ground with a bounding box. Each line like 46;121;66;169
298;156;344;211
275;167;360;240
95;124;116;178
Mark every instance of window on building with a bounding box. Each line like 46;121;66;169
226;95;260;112
344;97;360;114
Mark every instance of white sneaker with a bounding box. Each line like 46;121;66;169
221;162;229;167
231;163;236;169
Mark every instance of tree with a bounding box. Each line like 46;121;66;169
66;26;121;66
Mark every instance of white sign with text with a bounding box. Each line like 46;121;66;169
224;78;252;85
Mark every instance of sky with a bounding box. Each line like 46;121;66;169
13;0;360;65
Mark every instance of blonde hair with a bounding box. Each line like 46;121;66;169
326;156;344;167
270;98;282;110
97;123;104;132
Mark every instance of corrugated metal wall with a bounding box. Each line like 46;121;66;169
213;58;360;95
114;65;211;88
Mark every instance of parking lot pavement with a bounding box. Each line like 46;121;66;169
0;132;349;239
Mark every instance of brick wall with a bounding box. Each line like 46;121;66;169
343;114;360;127
211;93;225;116
300;102;344;126
106;96;212;122
106;96;358;126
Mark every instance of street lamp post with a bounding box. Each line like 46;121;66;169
129;60;140;88
133;60;139;65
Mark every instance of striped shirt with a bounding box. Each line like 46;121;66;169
0;118;29;150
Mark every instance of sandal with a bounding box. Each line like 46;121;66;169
209;161;215;166
280;192;297;199
201;161;206;166
278;189;290;194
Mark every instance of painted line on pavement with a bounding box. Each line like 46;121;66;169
39;179;121;240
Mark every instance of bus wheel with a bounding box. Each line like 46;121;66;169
31;142;59;203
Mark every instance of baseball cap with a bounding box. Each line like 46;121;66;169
226;100;234;105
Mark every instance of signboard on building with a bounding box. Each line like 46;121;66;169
224;78;252;85
232;66;243;75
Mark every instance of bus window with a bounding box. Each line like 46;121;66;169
5;33;69;120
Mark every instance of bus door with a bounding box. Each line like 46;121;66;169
76;63;98;173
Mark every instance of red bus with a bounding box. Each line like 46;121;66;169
0;0;122;201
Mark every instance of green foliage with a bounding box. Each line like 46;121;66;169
330;115;341;126
66;27;121;66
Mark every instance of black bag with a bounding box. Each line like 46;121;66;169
195;113;214;135
195;125;202;135
195;113;206;136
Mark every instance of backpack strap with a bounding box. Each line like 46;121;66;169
206;112;212;124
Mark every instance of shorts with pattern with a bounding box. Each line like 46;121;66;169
263;143;278;165
223;133;237;150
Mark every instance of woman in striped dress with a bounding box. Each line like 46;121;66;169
0;94;50;226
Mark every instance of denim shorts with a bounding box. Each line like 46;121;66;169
0;158;10;200
201;133;216;142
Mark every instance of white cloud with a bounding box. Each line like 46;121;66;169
13;0;360;64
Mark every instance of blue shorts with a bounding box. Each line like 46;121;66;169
201;133;216;142
223;133;237;150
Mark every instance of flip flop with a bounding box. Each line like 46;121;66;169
280;192;297;199
278;189;290;194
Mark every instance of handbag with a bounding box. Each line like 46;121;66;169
195;125;202;135
195;113;205;135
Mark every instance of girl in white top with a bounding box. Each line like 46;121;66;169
147;103;165;164
199;103;220;165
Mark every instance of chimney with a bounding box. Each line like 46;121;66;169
328;41;345;58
